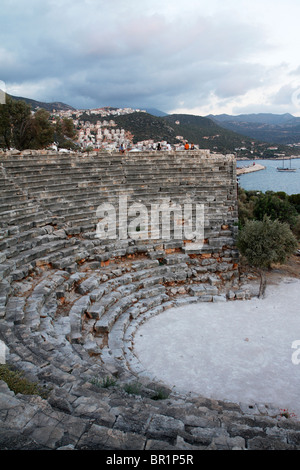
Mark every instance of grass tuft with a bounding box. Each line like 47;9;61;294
0;364;49;398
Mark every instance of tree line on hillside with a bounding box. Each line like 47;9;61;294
238;188;300;236
0;96;77;150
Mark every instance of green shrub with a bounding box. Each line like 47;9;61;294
253;193;298;228
123;381;143;395
150;389;170;400
237;215;298;269
288;194;300;214
90;375;117;388
0;364;48;398
292;215;300;240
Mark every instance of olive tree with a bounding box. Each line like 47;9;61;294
0;96;54;150
237;215;298;298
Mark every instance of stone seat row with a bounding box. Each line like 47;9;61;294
1;170;232;192
1;154;233;180
0;256;180;382
0;150;222;164
1;156;230;169
1;246;239;392
2;153;300;450
0;183;235;225
2;164;232;181
0;207;237;283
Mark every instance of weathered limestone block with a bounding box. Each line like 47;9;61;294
68;295;91;342
189;284;219;296
209;237;234;248
5;296;25;323
147;414;185;442
88;302;105;320
77;276;100;295
77;423;146;450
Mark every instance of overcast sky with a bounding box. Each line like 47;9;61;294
1;0;300;116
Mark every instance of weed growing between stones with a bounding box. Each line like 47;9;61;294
0;364;49;398
122;382;170;400
279;408;297;420
90;375;118;388
123;381;143;396
150;388;170;400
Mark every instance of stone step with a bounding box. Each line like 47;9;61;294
93;285;166;336
0;211;53;230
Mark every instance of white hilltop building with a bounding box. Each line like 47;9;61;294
50;107;153;150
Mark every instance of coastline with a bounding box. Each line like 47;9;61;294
238;155;300;160
236;163;265;175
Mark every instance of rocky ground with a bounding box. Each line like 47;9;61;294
1;254;299;452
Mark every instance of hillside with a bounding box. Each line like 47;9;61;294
209;113;300;145
81;111;261;153
76;110;298;156
9;94;75;112
105;112;297;156
6;92;300;155
163;114;256;152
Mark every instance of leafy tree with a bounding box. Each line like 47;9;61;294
54;117;77;149
274;191;288;200
10;99;33;150
0;96;13;148
0;95;32;149
253;192;299;228
30;109;54;149
0;95;54;150
292;216;300;240
83;145;94;155
237;216;298;297
237;187;260;227
288;194;300;214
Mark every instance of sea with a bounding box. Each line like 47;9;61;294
237;158;300;195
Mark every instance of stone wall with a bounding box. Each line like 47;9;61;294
1;150;299;450
0;149;239;277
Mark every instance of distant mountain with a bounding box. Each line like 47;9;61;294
208;113;300;144
143;108;168;117
9;94;75;112
207;113;299;125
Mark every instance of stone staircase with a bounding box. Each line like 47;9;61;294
0;150;299;450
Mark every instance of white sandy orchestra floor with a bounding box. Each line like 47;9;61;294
134;278;300;417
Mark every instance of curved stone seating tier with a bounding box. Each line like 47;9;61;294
0;150;299;450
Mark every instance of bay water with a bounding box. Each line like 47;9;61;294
237;158;300;195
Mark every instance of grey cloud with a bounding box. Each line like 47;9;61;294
0;0;273;111
290;65;300;76
271;84;297;106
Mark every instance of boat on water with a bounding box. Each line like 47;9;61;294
277;157;297;172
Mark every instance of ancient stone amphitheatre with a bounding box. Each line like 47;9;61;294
0;149;299;450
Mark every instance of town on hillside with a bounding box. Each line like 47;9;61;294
50;106;191;152
2;96;300;157
48;107;300;158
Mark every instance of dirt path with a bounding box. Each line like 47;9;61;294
266;253;300;283
238;251;300;295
